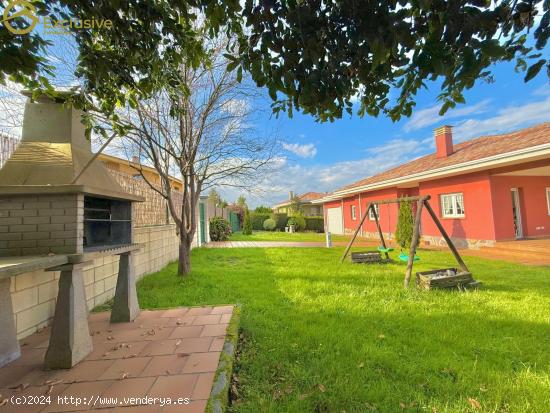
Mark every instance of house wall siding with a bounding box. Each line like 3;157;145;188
328;172;500;248
418;172;495;242
490;175;550;240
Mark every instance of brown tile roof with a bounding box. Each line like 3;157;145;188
273;191;326;207
337;122;550;192
299;192;326;201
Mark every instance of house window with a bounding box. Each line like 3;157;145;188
351;205;357;220
441;193;465;218
546;188;550;215
368;204;379;221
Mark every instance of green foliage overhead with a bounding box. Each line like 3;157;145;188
395;200;414;249
242;208;253;235
209;216;232;241
238;0;549;121
254;205;272;213
1;0;242;121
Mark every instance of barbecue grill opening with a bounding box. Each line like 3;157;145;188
84;196;132;250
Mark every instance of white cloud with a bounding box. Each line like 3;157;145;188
237;138;425;207
221;98;250;116
282;142;317;158
532;84;550;96
403;99;492;132
453;95;550;141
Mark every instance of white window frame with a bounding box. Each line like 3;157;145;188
440;193;465;218
546;188;550;215
351;205;357;220
368;204;379;221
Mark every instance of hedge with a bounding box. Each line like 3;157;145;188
271;213;288;231
250;213;271;230
305;216;324;232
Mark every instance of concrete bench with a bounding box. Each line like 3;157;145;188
0;244;141;369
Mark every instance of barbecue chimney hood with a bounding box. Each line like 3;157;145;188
0;91;143;256
0;91;141;201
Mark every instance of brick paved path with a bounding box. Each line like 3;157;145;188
0;306;234;413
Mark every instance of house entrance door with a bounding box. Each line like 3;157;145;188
511;188;523;239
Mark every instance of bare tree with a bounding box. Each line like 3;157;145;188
115;37;277;275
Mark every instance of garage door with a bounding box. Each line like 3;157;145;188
326;207;343;235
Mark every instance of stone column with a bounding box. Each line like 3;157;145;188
0;277;20;367
44;265;92;369
110;252;140;323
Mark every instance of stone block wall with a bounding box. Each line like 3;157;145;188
9;224;179;339
0;194;83;256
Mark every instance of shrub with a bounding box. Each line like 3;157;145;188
271;213;288;231
288;214;306;231
209;217;232;241
305;216;324;232
250;212;271;230
263;218;276;231
395;199;414;249
242;208;253;235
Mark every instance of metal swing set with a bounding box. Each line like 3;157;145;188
340;195;478;289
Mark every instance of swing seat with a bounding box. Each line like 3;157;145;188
399;252;419;262
377;246;394;253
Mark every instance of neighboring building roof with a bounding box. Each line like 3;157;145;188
99;153;183;186
314;122;550;202
273;191;326;208
298;192;326;201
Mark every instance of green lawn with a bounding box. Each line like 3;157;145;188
137;247;550;413
229;230;354;242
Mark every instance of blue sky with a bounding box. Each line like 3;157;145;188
236;60;550;208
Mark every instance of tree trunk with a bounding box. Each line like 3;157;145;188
178;236;192;276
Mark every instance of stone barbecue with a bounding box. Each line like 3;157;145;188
0;91;143;370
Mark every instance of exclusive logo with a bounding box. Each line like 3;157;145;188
2;0;113;35
2;0;39;35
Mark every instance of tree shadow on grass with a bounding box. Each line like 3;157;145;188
137;247;550;413
268;280;550;412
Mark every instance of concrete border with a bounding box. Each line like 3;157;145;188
206;305;241;413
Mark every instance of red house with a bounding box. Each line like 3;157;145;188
315;123;550;248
